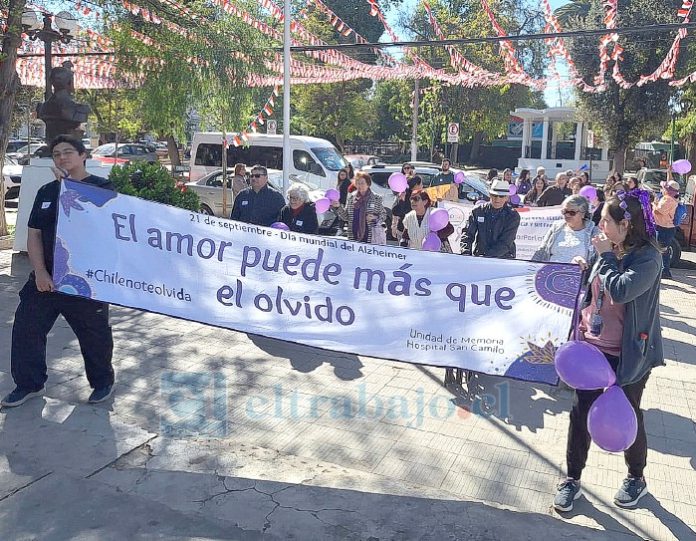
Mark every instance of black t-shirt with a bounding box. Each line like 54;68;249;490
28;175;114;273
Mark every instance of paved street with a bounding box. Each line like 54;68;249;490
1;236;695;540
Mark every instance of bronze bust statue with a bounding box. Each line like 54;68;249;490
37;62;90;144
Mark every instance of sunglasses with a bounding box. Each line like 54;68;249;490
561;209;579;216
410;197;423;202
490;194;507;199
404;166;414;171
251;173;266;178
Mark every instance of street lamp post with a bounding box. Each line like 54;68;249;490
21;10;78;102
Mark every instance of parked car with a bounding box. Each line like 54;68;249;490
636;168;684;194
5;140;29;155
9;142;49;163
344;154;381;169
2;156;23;201
91;143;158;164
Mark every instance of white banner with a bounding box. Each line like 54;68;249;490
54;181;581;385
441;201;564;260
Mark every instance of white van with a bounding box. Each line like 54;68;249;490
189;133;348;191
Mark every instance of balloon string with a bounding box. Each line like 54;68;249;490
572;269;588;341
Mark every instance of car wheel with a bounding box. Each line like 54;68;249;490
200;204;214;216
669;237;682;268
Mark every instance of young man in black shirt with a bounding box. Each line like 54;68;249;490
2;135;116;407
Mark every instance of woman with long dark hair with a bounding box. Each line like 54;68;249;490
554;189;664;513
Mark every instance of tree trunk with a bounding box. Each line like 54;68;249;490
469;131;484;163
167;135;181;167
613;145;627;175
0;0;27;237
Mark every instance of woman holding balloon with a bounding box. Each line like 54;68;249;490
399;191;454;251
331;172;386;244
391;175;424;240
553;189;664;512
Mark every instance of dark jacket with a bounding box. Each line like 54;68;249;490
581;244;664;385
537;185;572;207
460;203;521;259
230;184;285;227
278;203;319;234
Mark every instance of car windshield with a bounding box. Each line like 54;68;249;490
93;145;115;155
4;156;19;166
310;146;347;172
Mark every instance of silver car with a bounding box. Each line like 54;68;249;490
92;143;158;164
186;169;328;219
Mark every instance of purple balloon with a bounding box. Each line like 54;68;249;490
510;194;521;205
315;197;331;213
422;232;442;251
388;172;408;193
672;159;692;175
509;183;518;196
454;171;466;184
271;222;290;231
325;189;340;202
588;385;638;452
579;185;597;201
554;340;617;390
428;208;449;232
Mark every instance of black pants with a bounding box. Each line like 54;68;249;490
566;354;649;480
656;225;677;273
11;278;114;391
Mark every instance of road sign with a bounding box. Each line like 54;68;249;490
447;122;459;143
267;120;277;135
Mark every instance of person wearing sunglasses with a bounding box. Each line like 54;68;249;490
391;175;424;240
460;179;520;259
532;195;599;263
399;190;454;251
229;164;285;227
401;163;415;178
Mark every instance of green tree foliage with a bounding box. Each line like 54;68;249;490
109;162;199;210
0;0;27;236
397;0;546;161
290;0;402;149
107;0;272;163
562;0;682;173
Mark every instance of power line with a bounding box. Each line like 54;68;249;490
288;22;696;52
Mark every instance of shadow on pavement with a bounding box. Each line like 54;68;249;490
644;408;696;470
248;334;364;381
638;494;696;540
447;372;569;433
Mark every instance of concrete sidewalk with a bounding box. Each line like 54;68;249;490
1;247;695;540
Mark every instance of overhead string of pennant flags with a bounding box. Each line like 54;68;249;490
9;0;696;135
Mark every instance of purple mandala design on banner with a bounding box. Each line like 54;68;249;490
53;238;70;285
533;264;580;310
53;237;93;298
57;274;92;297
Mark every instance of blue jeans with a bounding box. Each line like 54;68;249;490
656;225;677;273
